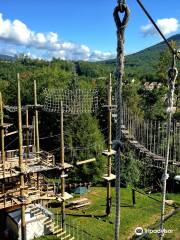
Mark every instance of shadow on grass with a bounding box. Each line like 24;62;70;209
100;204;134;208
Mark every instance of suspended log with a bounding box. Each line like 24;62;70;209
5;131;18;137
76;158;96;166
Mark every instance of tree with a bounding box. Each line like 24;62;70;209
64;113;106;184
120;151;140;187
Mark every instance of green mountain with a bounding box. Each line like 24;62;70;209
103;34;180;77
0;54;15;61
0;34;179;79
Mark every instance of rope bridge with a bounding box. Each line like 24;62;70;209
118;105;180;168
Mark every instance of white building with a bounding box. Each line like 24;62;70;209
6;204;54;240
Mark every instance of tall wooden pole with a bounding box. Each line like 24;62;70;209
25;108;29;159
106;74;112;216
60;101;65;228
34;80;40;155
17;74;26;240
0;92;5;178
33;116;36;150
34;80;40;190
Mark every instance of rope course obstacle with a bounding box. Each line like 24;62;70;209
43;88;98;114
115;105;180;167
38;82;99;230
0;1;180;240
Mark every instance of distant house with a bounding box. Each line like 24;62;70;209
144;82;162;90
6;204;54;240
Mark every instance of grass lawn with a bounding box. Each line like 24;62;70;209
37;187;180;240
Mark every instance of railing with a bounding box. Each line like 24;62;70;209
0;181;58;209
0;148;56;178
56;217;102;240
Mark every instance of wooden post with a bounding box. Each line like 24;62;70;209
34;80;40;189
25;108;29;160
33;116;36;150
0;93;5;178
157;121;160;155
60;101;65;228
153;121;156;154
174;121;177;162
132;189;136;206
106;74;112;216
17;74;26;240
3;183;5;207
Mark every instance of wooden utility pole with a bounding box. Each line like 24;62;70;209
60;101;65;228
0;92;5;178
17;74;26;240
106;74;112;216
34;80;40;189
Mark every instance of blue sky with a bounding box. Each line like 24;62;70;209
0;0;179;60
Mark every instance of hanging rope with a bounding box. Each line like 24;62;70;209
159;54;178;239
113;1;130;240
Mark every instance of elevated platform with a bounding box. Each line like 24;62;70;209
102;149;116;157
0;148;56;180
0;123;13;129
57;192;73;202
57;163;73;170
103;174;116;181
0;182;58;210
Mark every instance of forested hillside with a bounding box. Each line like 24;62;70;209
104;34;180;79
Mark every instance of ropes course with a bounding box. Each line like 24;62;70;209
0;1;180;240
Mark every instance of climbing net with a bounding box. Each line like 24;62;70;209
43;88;98;114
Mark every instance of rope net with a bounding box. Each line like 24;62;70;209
43;88;98;114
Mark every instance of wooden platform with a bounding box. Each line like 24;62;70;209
57;192;73;202
0;149;56;180
103;174;116;181
58;163;73;169
102;149;116;157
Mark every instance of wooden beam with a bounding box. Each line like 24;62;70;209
5;131;18;137
76;158;96;166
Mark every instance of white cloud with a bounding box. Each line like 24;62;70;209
141;18;179;36
89;50;115;61
0;13;114;61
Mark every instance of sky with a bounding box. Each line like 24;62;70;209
0;0;179;61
